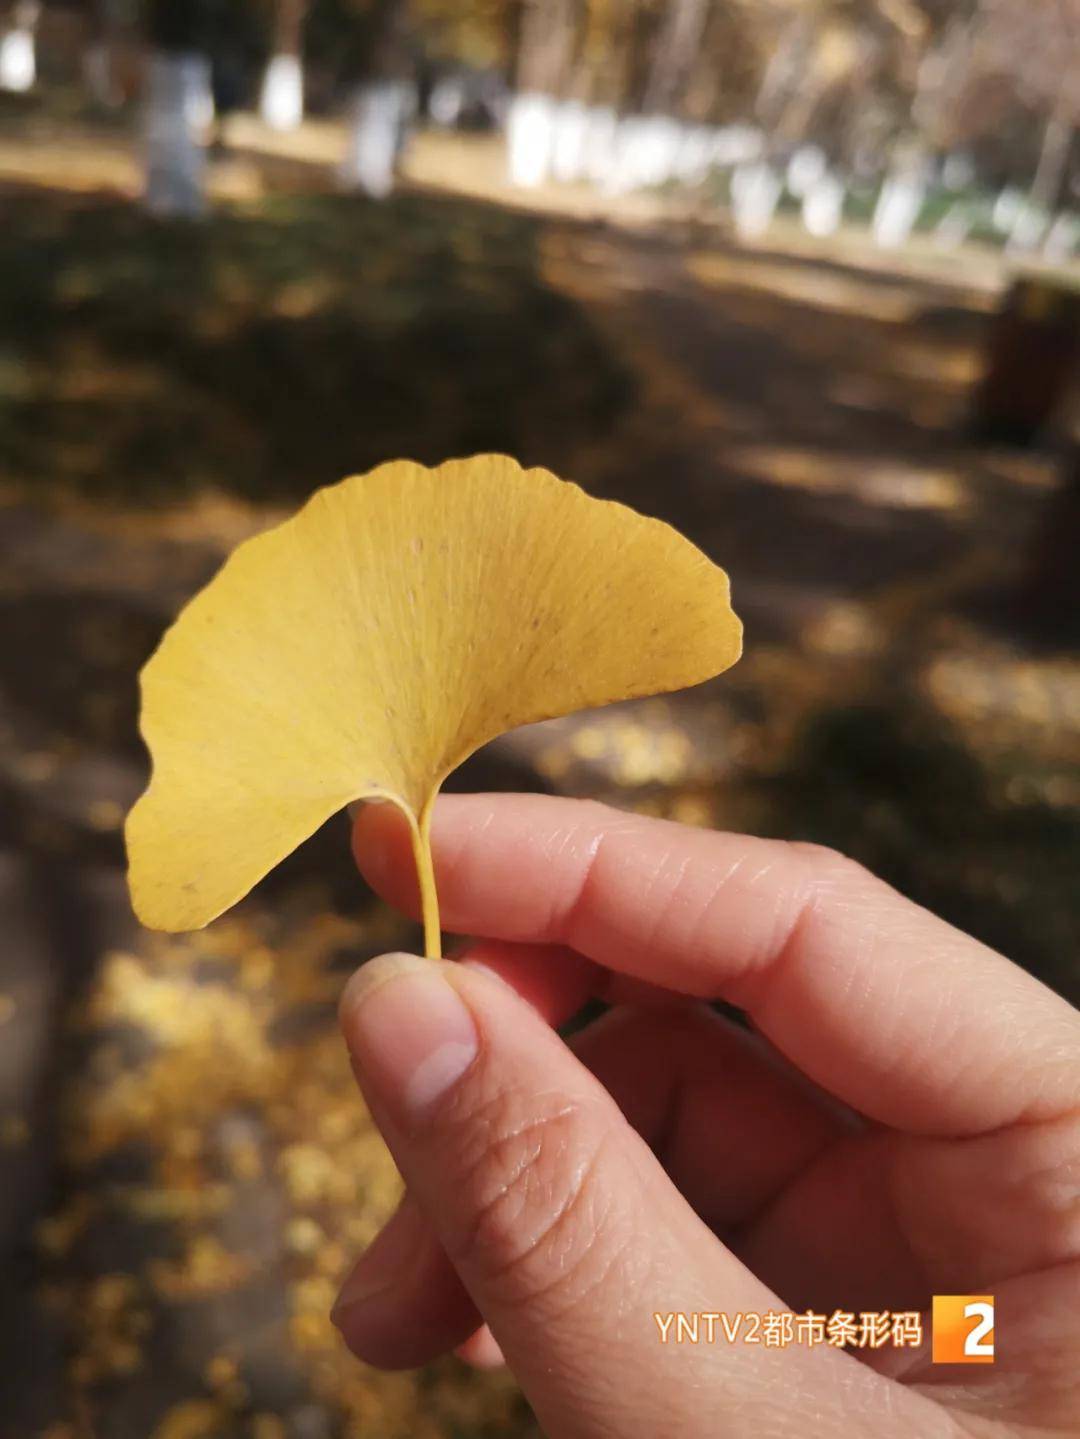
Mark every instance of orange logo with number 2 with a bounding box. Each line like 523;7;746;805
932;1296;995;1364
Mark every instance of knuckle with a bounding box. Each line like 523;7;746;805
789;839;870;889
788;838;848;869
438;1081;618;1309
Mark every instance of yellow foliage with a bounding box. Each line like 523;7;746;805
127;456;740;953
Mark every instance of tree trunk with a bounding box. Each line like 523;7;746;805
0;0;39;94
273;0;304;58
1008;104;1073;253
514;0;580;97
84;0;131;107
970;278;1080;445
260;0;306;131
1030;104;1073;216
340;0;414;197
755;11;811;133
642;0;711;117
365;0;413;82
507;0;581;188
143;49;212;218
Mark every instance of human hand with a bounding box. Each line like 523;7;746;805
333;794;1080;1437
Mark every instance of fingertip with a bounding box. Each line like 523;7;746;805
351;800;419;911
454;1325;505;1370
456;940;600;1028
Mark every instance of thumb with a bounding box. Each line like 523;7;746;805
334;954;917;1439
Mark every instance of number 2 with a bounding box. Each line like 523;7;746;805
964;1301;994;1357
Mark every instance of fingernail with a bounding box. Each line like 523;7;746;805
340;954;479;1120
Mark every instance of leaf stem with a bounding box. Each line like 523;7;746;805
410;802;442;959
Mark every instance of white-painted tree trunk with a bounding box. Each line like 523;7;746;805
340;80;413;198
551;100;589;183
786;145;825;198
802;173;843;237
872;170;926;248
143;51;211;219
602;115;644;193
711;125;763;167
731;162;781;238
260;53;303;131
507;92;556;188
606;116;684;194
992;187;1024;233
83;41;122;108
934;203;972;250
0;25;34;92
1043;212;1079;263
1008;203;1050;254
941;153;974;191
636;116;682;188
581;106;618;186
673;125;713;185
428;75;465;127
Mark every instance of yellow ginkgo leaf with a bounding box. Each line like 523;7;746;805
126;455;741;954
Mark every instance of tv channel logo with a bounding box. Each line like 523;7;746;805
932;1295;995;1364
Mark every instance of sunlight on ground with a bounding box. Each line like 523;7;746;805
922;647;1080;772
688;249;991;321
723;444;970;512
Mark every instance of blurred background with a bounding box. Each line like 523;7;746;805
1;1;1078;1436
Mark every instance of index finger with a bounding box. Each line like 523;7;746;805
353;793;1080;1137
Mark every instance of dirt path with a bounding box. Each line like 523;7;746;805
0;166;1076;1438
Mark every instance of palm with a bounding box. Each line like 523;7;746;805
716;1094;1079;1430
561;997;1080;1435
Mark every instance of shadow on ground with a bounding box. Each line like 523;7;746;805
0;185;630;502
